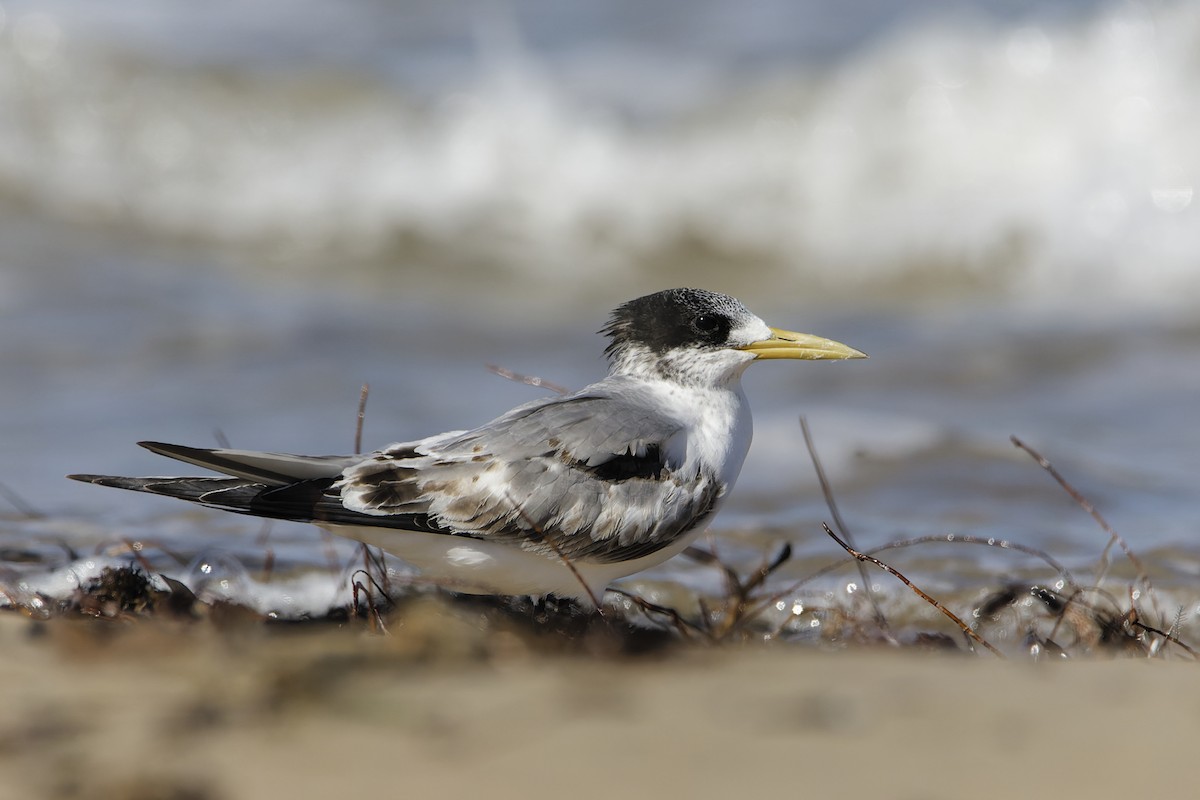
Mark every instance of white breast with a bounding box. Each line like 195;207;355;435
641;377;754;491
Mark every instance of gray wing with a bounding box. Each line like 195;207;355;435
338;388;723;563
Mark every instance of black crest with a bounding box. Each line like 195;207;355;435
601;288;748;360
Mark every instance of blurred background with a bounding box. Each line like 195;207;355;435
2;0;1198;614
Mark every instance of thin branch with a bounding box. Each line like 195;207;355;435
0;481;42;518
1010;436;1162;623
486;364;571;395
800;416;894;641
822;523;1005;658
1010;437;1124;571
355;383;370;454
743;531;1080;629
350;568;391;634
350;543;395;632
1135;616;1197;658
608;588;705;640
502;491;604;613
682;543;793;639
743;543;793;595
361;542;393;598
883;534;1079;590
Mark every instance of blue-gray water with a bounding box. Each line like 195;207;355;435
2;0;1197;625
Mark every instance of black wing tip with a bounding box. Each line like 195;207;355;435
138;440;191;455
70;443;197;483
67;473;140;490
139;440;225;464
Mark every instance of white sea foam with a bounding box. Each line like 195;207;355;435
0;552;375;618
0;1;1195;309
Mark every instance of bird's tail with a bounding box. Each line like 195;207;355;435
69;440;454;532
67;441;360;524
67;472;341;524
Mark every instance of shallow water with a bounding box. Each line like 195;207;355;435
2;1;1197;626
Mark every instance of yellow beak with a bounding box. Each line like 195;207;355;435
739;327;868;360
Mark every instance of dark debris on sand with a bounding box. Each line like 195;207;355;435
2;549;1190;663
0;434;1194;662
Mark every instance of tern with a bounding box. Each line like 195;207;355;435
70;288;865;603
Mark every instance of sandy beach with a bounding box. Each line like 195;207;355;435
2;603;1193;800
4;3;1198;798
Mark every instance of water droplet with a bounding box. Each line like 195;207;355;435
185;552;251;603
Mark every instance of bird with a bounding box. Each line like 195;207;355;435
69;288;865;604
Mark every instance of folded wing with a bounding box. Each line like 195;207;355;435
339;390;723;563
71;388;723;564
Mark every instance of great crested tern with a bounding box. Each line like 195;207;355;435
70;288;865;602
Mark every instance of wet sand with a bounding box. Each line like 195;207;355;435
1;605;1193;800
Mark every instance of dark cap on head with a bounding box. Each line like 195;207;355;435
602;288;753;361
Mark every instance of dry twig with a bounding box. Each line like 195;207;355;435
355;383;370;454
1010;436;1163;627
503;491;604;613
0;481;42;518
685;543;793;639
486;364;571;395
823;523;1005;657
608;588;705;640
350;566;391;634
745;532;1079;632
800;417;894;641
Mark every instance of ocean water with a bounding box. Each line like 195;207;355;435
2;0;1197;631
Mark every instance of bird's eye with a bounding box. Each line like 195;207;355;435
694;314;722;333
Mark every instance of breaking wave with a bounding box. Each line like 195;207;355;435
0;0;1196;308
